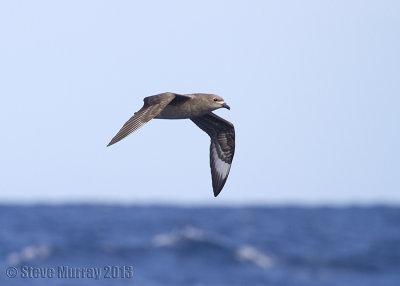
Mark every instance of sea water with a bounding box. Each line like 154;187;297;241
0;205;399;286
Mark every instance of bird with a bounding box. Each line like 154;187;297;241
107;92;235;197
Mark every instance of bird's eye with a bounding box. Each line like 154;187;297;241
213;98;218;101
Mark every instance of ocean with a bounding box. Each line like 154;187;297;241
0;205;399;285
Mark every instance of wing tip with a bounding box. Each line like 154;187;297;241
213;186;223;197
106;139;116;147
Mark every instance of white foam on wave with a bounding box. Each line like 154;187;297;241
236;245;273;269
7;244;52;265
153;232;178;247
153;226;205;247
153;227;273;269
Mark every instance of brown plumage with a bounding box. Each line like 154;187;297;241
107;92;235;197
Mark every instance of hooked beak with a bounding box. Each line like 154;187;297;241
222;102;230;110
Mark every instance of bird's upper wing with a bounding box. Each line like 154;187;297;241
107;93;187;146
190;112;235;197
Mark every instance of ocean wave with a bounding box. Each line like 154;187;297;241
153;226;273;269
236;245;273;269
7;244;52;265
153;226;205;247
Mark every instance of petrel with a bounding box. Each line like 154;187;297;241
107;92;235;197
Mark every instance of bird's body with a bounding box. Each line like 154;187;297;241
155;93;193;119
107;92;235;197
152;93;227;119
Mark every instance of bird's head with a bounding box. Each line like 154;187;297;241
204;94;230;111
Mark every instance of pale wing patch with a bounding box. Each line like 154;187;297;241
211;143;231;179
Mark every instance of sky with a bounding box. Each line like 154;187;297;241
0;1;399;205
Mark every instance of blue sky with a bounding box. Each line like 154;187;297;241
0;1;399;205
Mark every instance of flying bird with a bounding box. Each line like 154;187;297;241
107;92;235;197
